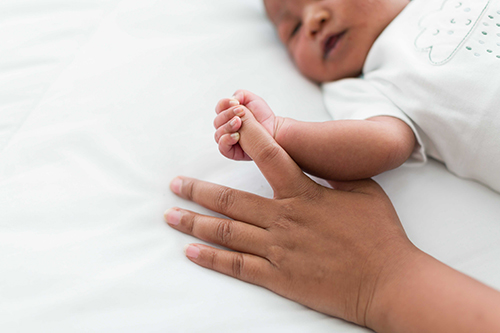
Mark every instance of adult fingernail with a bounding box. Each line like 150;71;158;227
170;177;182;195
233;107;245;117
184;245;200;259
228;99;240;107
164;208;181;226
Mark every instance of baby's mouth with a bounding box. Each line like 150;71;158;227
323;31;345;59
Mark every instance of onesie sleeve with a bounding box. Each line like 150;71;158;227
322;78;426;165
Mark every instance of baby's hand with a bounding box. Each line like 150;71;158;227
213;100;250;160
214;90;279;161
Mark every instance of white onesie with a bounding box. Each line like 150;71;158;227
323;0;500;192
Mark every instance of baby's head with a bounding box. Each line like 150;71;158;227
264;0;409;83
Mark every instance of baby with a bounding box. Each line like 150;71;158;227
214;0;500;192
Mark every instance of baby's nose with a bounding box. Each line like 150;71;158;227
305;7;330;37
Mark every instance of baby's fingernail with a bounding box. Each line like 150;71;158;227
164;208;182;226
233;107;245;117
228;99;240;107
229;117;238;127
170;177;182;195
184;244;200;259
231;133;240;141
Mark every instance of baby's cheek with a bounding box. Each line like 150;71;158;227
293;50;324;82
298;60;329;83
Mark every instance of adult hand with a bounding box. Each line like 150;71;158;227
165;106;418;328
166;104;500;332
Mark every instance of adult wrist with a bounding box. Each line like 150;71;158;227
363;241;425;332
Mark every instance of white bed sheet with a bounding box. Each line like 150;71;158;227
1;1;499;332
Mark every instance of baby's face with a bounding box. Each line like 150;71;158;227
264;0;409;83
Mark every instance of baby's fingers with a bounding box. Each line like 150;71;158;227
215;98;240;114
214;116;242;143
219;133;251;161
214;106;246;129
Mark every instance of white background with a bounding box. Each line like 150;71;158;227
1;1;499;332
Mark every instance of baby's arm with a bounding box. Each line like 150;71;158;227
276;116;415;181
214;90;415;181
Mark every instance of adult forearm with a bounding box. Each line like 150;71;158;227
368;251;500;333
275;116;415;181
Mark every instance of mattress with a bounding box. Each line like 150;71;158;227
1;0;499;332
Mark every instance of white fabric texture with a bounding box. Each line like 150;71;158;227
1;1;500;332
323;0;500;192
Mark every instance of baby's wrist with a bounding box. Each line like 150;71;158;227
273;116;293;147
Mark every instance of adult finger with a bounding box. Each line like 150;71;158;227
183;244;276;288
170;177;273;228
213;106;245;129
215;98;240;114
237;106;313;198
165;208;271;257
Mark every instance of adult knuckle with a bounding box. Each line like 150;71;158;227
215;220;234;246
267;245;286;268
232;253;245;278
255;143;281;165
214;186;236;212
208;251;218;270
184;213;197;234
273;203;294;230
183;178;195;201
273;198;314;229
